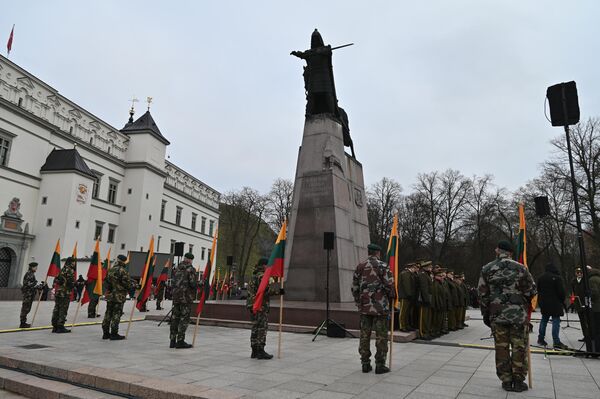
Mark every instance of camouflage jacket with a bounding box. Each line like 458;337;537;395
398;269;415;299
54;263;75;298
246;268;279;312
417;271;432;305
105;261;131;303
351;256;395;316
172;262;198;304
21;270;38;299
478;254;537;325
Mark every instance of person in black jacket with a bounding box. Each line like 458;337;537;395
537;263;567;349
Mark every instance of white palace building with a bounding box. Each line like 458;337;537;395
0;55;220;292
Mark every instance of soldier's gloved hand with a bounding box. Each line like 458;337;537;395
483;313;491;327
279;288;285;295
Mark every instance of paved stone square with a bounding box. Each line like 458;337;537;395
1;301;599;398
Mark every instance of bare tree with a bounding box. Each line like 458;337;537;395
414;171;442;260
463;175;498;265
266;178;293;231
367;177;402;248
437;169;471;260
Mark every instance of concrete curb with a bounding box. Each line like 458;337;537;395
0;351;242;399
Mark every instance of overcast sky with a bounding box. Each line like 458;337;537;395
3;1;600;195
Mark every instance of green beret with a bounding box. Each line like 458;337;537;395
367;244;382;252
117;254;128;262
29;262;38;268
184;252;194;260
498;240;513;253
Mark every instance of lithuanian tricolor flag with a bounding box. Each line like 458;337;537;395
47;239;61;277
252;219;286;314
197;229;218;315
154;259;169;296
81;239;101;305
387;214;400;308
136;236;155;310
515;203;537;310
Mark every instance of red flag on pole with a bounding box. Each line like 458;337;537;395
196;229;218;315
7;25;14;57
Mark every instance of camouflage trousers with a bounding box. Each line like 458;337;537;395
20;296;34;323
88;295;99;317
359;314;389;366
399;299;412;331
52;296;70;327
102;301;124;334
249;309;268;347
493;323;528;383
170;302;191;342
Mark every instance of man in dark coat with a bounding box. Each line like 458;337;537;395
537;263;567;349
571;267;588;342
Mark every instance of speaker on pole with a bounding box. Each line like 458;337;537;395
323;232;334;250
534;196;551;217
174;242;184;257
546;81;580;127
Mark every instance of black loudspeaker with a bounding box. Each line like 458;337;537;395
226;256;233;266
323;232;335;250
534;196;551;217
326;321;346;338
174;242;184;257
546;81;580;127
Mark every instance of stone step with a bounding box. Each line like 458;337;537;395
0;368;122;398
0;352;241;399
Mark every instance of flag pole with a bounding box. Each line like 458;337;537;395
277;277;284;359
527;324;533;388
389;304;395;369
192;303;201;347
125;296;137;338
30;275;48;327
71;298;82;328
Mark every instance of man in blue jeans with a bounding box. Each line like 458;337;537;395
537;263;568;349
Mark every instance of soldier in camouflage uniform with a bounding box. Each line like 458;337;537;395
170;253;197;349
87;278;101;318
478;241;536;393
51;257;76;333
351;244;395;374
398;263;415;332
246;257;283;360
20;262;39;328
102;254;131;340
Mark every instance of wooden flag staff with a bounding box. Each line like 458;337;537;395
389;304;395;369
30;275;48;327
125;296;138;338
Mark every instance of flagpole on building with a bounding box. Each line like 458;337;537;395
277;276;284;359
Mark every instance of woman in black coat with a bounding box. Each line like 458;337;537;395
537;263;567;349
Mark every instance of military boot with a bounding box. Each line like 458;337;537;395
170;339;176;348
51;325;57;333
110;333;125;340
102;329;110;340
56;326;71;333
513;380;528;392
176;340;193;349
256;347;273;359
501;382;514;391
362;363;372;373
375;365;390;374
19;322;31;329
251;346;257;358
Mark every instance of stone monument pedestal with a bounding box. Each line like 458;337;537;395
284;115;369;303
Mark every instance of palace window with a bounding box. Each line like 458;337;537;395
175;206;182;226
209;220;215;236
161;200;166;221
189;244;194;254
201;247;206;260
0;135;12;167
92;171;103;199
201;217;207;234
108;225;116;243
94;221;104;240
108;180;118;204
191;213;197;230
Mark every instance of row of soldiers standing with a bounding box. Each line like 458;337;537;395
397;261;469;340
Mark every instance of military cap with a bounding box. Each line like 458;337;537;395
117;254;128;262
575;267;582;272
434;269;445;276
184;252;194;260
367;243;382;252
497;240;514;252
258;257;269;266
28;262;38;268
419;260;433;268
